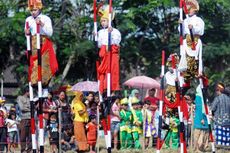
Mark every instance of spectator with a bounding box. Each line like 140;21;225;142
43;91;58;138
131;99;143;149
86;115;97;153
71;91;89;152
211;83;230;149
47;114;59;153
0;97;7;152
88;102;97;117
144;88;159;146
119;98;132;149
144;88;159;107
165;109;179;150
143;100;157;149
85;92;95;109
110;97;120;151
56;91;71;129
61;126;75;151
6;112;19;153
193;85;209;152
129;89;140;108
17;87;32;152
184;95;194;146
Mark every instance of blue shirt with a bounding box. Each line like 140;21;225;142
194;96;208;129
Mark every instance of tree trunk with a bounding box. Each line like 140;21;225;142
9;42;15;60
60;53;75;83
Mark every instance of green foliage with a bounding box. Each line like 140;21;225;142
0;0;229;97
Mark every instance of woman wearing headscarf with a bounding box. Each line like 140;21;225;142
128;89;140;109
71;91;89;152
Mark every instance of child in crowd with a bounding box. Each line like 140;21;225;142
165;110;179;149
88;102;97;117
48;114;59;153
6;112;19;153
86;115;97;153
61;126;75;151
143;100;157;149
131;98;143;149
120;98;132;149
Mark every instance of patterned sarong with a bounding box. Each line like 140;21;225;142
215;125;230;147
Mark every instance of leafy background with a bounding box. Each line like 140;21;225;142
0;0;229;100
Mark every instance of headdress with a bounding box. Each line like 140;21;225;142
166;53;179;67
131;97;140;105
0;97;5;104
28;0;43;11
185;0;199;12
120;98;128;105
98;5;115;21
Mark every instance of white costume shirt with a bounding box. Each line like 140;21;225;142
180;15;204;36
165;71;184;87
25;13;53;37
97;28;121;48
178;15;205;74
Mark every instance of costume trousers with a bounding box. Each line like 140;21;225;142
132;131;141;149
120;131;132;149
165;131;179;149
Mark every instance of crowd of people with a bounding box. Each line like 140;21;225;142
0;84;229;153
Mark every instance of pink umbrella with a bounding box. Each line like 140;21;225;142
123;76;160;89
71;81;98;92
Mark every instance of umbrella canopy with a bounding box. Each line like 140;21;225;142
123;76;160;89
71;81;98;92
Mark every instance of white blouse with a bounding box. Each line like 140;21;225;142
97;28;121;48
25;13;53;37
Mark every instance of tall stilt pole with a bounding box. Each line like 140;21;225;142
1;72;3;98
106;1;112;152
172;55;187;153
156;50;165;153
199;78;215;153
36;22;44;153
26;21;37;153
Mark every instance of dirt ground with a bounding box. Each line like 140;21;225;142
4;136;230;153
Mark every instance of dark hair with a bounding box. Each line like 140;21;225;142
23;86;29;93
88;92;95;96
8;112;16;119
49;91;54;96
144;100;151;105
89;115;96;121
49;113;57;119
149;88;156;92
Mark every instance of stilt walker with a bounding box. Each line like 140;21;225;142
26;1;58;152
156;50;165;153
97;0;121;152
26;21;37;153
178;0;204;92
179;1;214;152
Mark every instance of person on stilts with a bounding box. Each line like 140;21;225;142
96;1;121;152
25;0;58;152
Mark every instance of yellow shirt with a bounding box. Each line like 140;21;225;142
72;101;88;122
